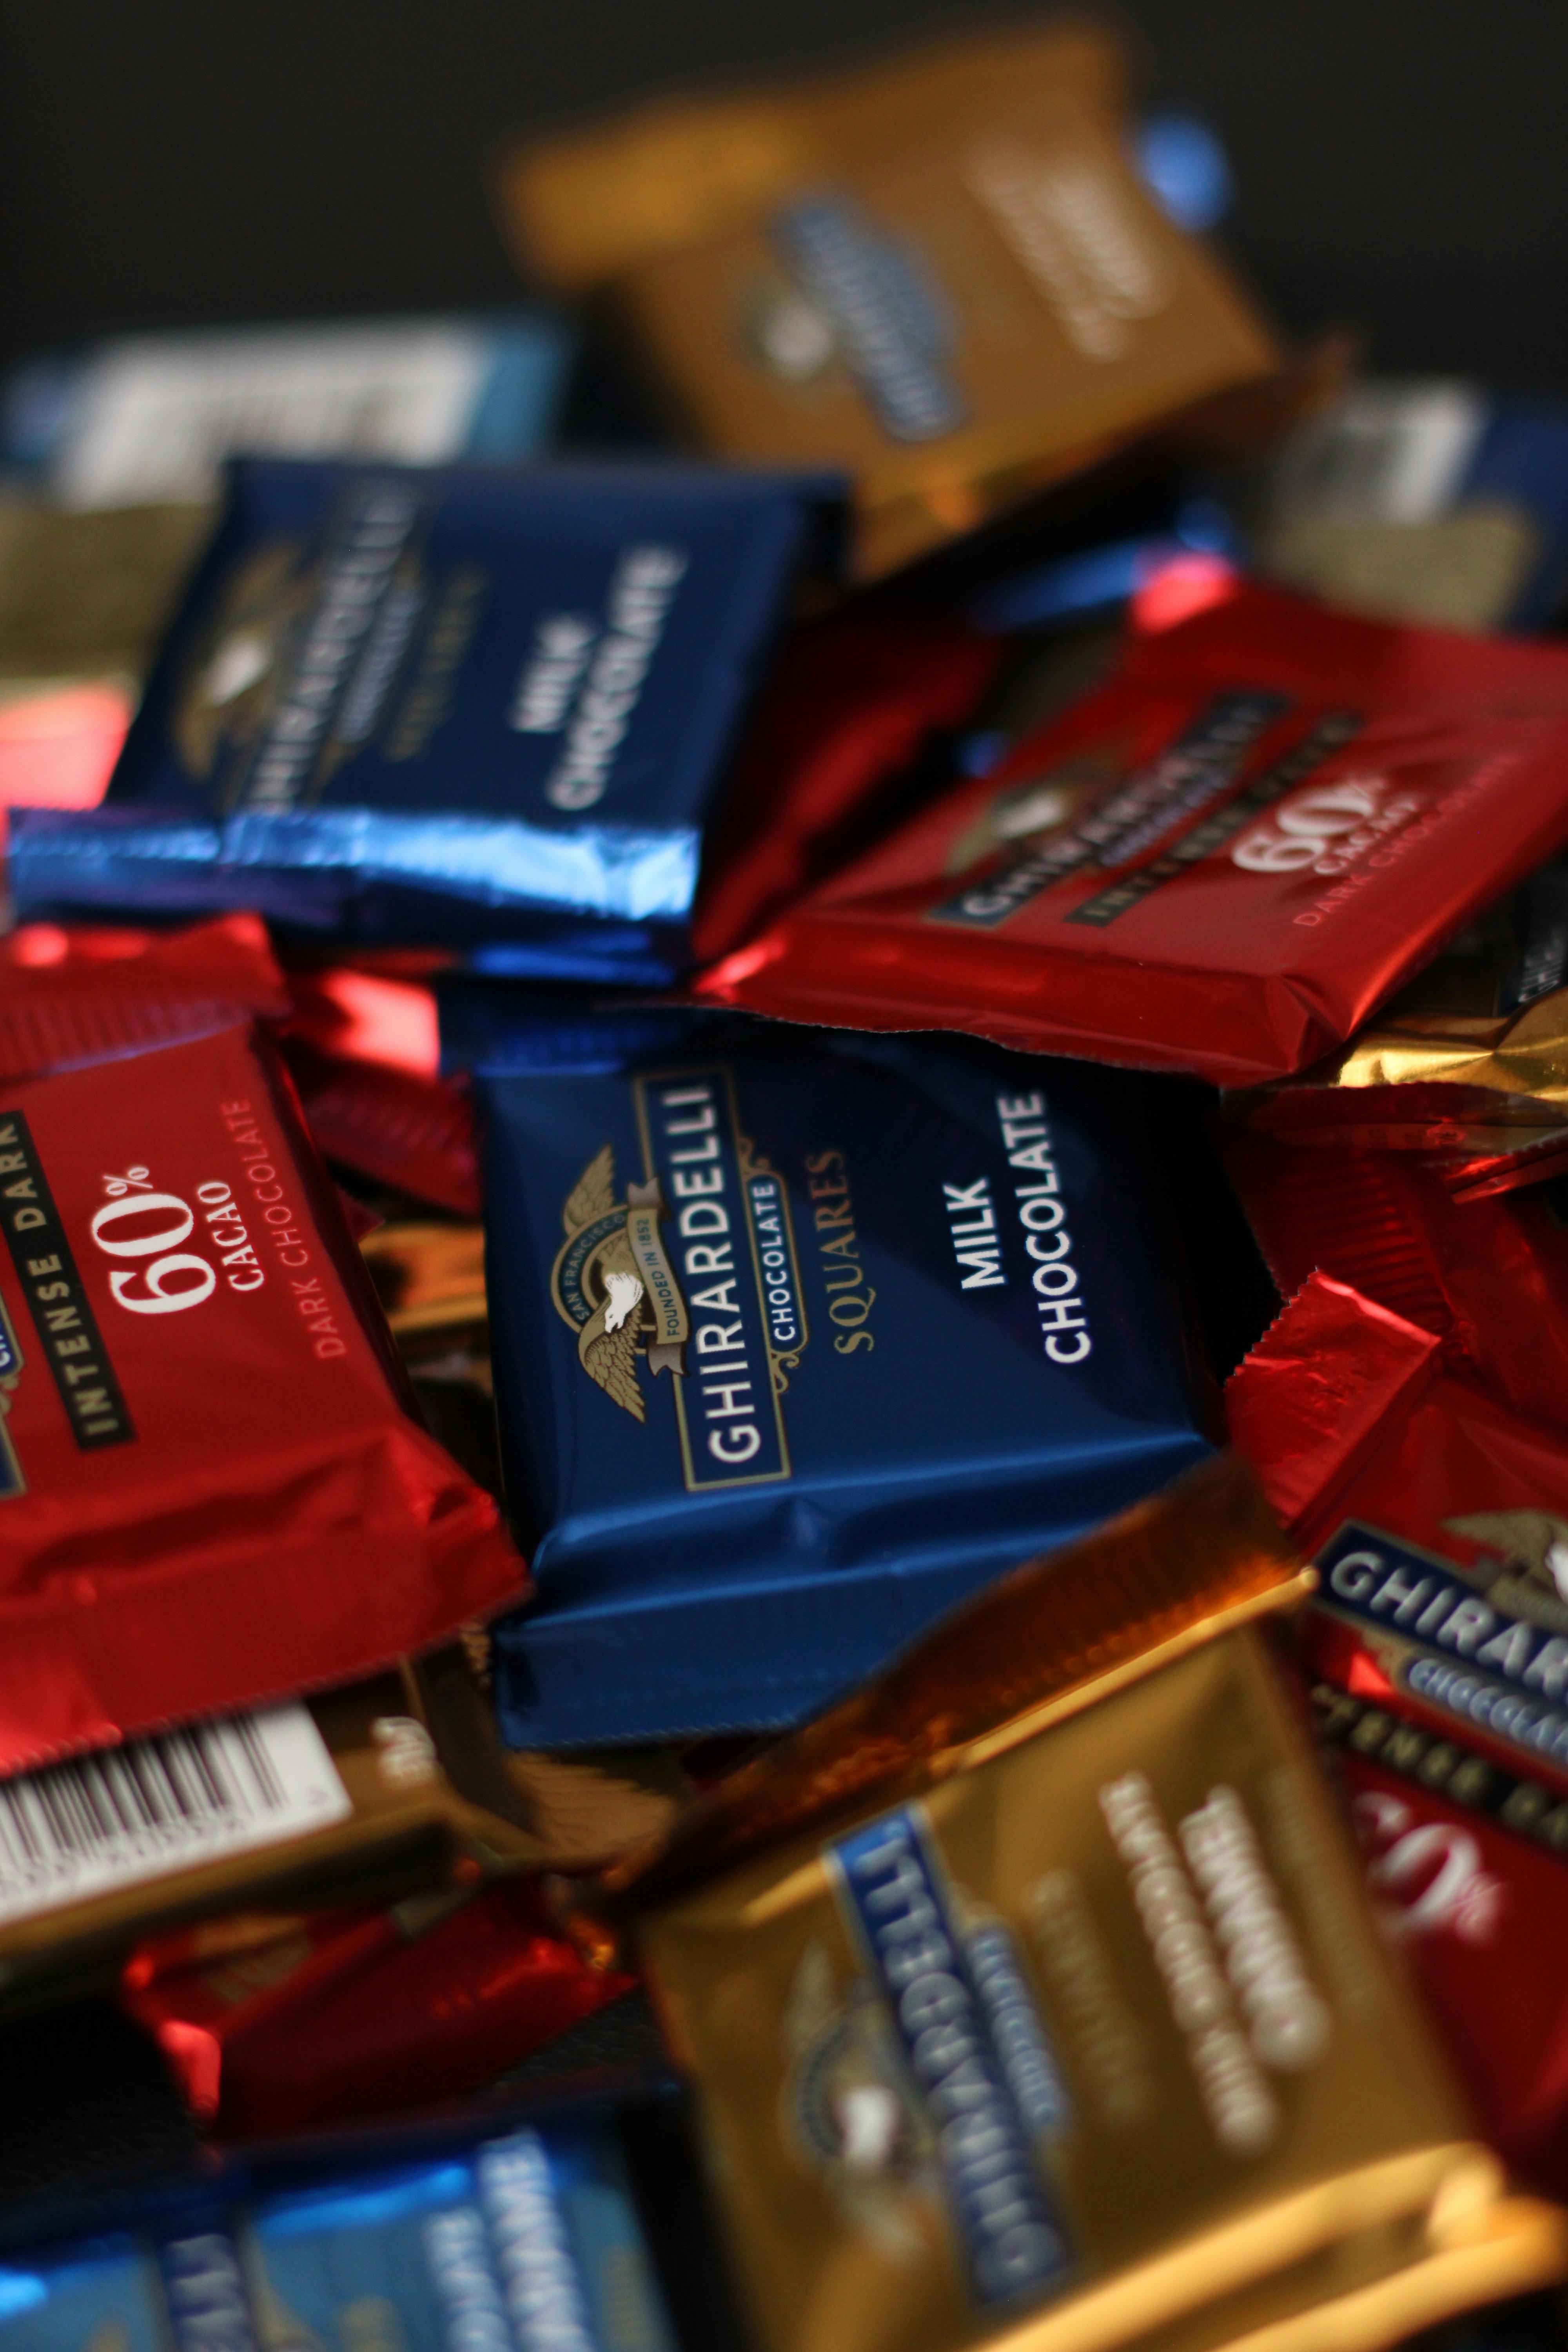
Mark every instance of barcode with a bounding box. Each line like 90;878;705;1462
0;1704;350;1925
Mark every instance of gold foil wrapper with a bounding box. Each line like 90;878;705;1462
0;498;212;688
359;1218;488;1341
612;1459;1567;2352
500;24;1131;298
498;25;1289;578
1239;867;1568;1145
1294;987;1568;1114
354;1221;500;1493
1240;994;1568;1146
1253;505;1541;635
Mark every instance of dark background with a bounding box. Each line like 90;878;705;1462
3;0;1568;394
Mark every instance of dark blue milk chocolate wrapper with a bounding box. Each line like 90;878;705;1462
0;2112;676;2352
480;1010;1213;1745
8;457;844;981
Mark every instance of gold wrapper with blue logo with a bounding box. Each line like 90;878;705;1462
601;1458;1568;2352
499;22;1289;578
479;1013;1213;1746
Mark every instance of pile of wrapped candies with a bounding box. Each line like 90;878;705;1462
7;20;1568;2352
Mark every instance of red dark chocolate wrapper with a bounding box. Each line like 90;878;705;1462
123;1900;401;2122
699;584;1568;1086
1229;1272;1568;1800
689;609;1003;967
282;965;443;1078
0;1022;523;1772
284;1047;480;1218
279;965;478;1216
1237;1083;1568;1159
124;1878;633;2138
0;914;287;1082
1439;1132;1568;1202
1239;1085;1568;1198
1314;1681;1568;2205
1223;1124;1568;1430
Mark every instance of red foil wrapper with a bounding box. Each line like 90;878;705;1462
699;584;1568;1085
0;683;131;815
1229;1271;1568;1801
1315;1681;1568;2205
0;914;287;1083
0;1022;523;1771
285;1049;480;1218
1438;1133;1568;1203
1236;1091;1568;1167
1223;1124;1568;1430
280;966;478;1215
124;1878;633;2138
689;610;1003;966
283;965;443;1076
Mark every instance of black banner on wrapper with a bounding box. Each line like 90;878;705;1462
0;1110;135;1450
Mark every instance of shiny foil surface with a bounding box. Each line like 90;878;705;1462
617;1470;1563;2352
502;24;1285;577
9;457;844;976
0;1023;523;1773
701;586;1568;1085
482;1014;1213;1745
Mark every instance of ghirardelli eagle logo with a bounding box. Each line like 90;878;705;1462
944;741;1128;877
1446;1510;1568;1612
781;1939;935;2254
174;540;309;782
550;1145;690;1424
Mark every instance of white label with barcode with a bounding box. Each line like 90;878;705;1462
0;1705;351;1924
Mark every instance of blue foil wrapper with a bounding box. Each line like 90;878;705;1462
480;1011;1213;1746
9;457;844;976
0;2120;673;2352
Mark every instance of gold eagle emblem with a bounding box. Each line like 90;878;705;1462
552;1145;688;1425
563;1144;647;1420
